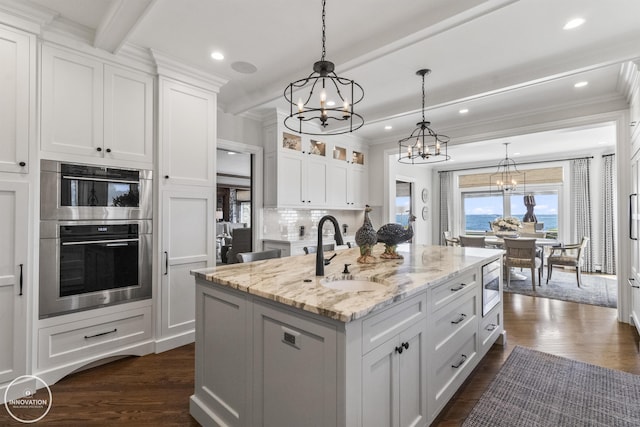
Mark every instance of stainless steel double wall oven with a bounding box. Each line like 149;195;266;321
39;160;153;318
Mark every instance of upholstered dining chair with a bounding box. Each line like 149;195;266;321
303;244;335;254
237;249;282;263
458;235;485;248
442;231;459;246
546;236;590;287
503;238;542;290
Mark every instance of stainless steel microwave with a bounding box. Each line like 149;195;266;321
40;160;152;221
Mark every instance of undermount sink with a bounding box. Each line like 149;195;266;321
320;276;393;292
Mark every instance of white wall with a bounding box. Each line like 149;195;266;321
217;108;262;147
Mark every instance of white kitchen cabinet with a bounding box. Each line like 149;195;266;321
630;149;640;335
158;190;214;352
159;78;216;187
253;300;338;427
263;111;367;209
0;25;34;174
361;294;428;427
41;45;154;167
0;181;29;397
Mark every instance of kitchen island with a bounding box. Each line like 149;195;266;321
190;244;504;427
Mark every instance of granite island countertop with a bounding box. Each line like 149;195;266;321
192;244;502;323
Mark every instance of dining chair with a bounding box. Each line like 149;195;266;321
503;237;542;290
458;235;485;248
546;236;590;287
236;249;282;263
443;231;460;246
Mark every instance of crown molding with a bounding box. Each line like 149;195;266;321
152;49;228;93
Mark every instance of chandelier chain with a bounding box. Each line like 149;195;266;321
421;72;426;123
321;0;326;61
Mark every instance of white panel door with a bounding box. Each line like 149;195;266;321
41;45;104;157
103;65;153;165
306;156;328;207
160;79;215;187
328;162;349;208
362;338;398;427
160;190;214;340
277;151;304;207
0;25;33;174
0;182;28;386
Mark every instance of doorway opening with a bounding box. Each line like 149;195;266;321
216;148;253;264
395;180;414;227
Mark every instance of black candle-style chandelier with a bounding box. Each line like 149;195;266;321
283;0;364;136
490;142;526;192
397;69;450;164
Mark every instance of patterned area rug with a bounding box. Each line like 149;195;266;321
462;346;640;427
501;269;617;308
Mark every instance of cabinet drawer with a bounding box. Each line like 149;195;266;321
431;291;477;352
362;293;427;355
430;270;477;312
38;306;152;369
430;321;478;414
480;307;502;354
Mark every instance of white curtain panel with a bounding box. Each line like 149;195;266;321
439;171;453;244
571;158;594;272
601;155;616;274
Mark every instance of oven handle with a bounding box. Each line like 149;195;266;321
62;238;139;246
62;175;139;185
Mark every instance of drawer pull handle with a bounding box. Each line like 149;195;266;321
451;354;467;369
450;283;466;292
84;328;117;339
630;278;640;289
485;323;497;331
451;313;467;324
19;263;23;296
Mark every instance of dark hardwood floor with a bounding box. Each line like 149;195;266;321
2;292;639;426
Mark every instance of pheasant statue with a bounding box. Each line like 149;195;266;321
377;215;416;259
355;205;377;264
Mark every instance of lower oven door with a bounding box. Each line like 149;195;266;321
39;220;152;319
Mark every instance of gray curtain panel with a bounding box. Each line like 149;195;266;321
571;158;594;272
439;171;453;244
601;155;616;274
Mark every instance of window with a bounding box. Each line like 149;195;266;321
463;190;559;234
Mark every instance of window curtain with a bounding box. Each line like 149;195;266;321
570;158;594;272
439;171;453;244
601;155;616;274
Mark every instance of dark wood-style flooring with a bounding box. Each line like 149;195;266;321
2;292;639;426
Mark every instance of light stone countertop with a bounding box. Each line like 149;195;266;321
192;244;502;323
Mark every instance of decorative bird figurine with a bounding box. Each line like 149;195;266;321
355;205;377;264
377;215;416;259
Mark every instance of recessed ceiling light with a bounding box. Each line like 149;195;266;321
513;152;521;156
227;151;236;155
574;81;589;88
563;18;585;30
384;125;393;130
459;108;469;114
210;51;224;61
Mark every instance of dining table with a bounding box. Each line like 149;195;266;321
480;235;561;281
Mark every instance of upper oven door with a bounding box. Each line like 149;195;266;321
40;160;152;220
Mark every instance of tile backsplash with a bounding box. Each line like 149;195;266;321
263;208;364;240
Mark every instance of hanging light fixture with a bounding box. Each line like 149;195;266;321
283;0;364;136
397;69;450;164
490;142;526;192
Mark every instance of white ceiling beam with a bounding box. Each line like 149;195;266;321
94;0;156;54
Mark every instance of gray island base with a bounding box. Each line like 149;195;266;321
190;244;505;427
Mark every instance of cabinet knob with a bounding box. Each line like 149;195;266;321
96;147;102;152
164;175;169;179
19;161;26;167
106;148;111;153
395;345;403;354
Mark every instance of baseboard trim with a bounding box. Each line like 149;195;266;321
155;330;195;353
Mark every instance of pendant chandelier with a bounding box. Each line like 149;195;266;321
283;0;364;136
397;69;450;164
490;142;526;192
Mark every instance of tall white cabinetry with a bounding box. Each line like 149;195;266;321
0;182;30;400
41;44;154;168
155;58;224;352
263;110;368;209
628;62;640;336
0;23;34;403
